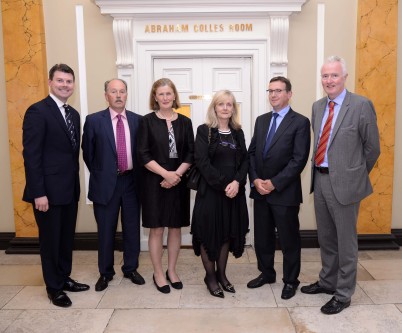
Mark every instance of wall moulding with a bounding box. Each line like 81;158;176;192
95;0;308;18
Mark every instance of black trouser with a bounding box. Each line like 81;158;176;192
34;202;78;293
253;199;301;285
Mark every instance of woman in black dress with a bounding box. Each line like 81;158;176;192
137;78;194;293
191;90;249;298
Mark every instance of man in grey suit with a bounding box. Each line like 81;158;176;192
301;56;380;314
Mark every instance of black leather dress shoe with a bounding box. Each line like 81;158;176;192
300;281;335;295
166;270;183;290
48;290;72;308
321;296;351;315
153;275;170;294
95;275;113;292
124;270;145;285
247;274;276;289
281;283;298;300
63;277;90;292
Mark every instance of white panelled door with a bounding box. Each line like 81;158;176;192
153;57;252;246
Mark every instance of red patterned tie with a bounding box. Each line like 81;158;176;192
315;101;335;166
116;114;128;172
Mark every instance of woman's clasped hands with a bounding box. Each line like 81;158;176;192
160;170;182;189
225;180;239;199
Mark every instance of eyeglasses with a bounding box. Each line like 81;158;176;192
321;74;341;80
266;89;286;95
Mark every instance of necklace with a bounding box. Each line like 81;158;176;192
157;110;175;121
218;130;236;150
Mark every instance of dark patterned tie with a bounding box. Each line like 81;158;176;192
116;114;128;172
315;101;335;166
63;104;77;150
263;112;279;158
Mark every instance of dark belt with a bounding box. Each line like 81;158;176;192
315;166;329;174
117;169;133;176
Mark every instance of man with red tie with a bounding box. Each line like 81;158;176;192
301;56;380;314
82;79;145;292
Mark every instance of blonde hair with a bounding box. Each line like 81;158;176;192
149;78;181;110
206;90;241;130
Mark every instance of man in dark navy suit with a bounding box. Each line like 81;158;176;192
22;64;89;308
247;76;310;300
82;79;144;291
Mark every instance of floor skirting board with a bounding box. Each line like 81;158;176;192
1;230;400;253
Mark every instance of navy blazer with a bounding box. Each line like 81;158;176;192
248;108;311;206
82;108;142;205
22;95;80;205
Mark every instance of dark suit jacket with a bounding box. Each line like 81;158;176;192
22;95;80;205
82;108;142;205
248;108;311;206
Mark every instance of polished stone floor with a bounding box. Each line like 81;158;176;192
1;247;402;332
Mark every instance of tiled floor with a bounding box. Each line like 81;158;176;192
1;248;402;332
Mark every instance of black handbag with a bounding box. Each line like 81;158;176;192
186;165;201;190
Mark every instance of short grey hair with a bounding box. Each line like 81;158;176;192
323;56;348;76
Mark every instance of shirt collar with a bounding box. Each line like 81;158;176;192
328;89;347;106
272;105;290;118
109;107;127;119
49;93;65;108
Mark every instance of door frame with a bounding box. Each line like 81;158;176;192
152;56;253;247
128;40;269;250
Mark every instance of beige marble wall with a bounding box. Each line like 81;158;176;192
356;0;397;234
1;0;48;237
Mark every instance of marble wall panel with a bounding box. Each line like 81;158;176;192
356;0;397;233
1;0;48;237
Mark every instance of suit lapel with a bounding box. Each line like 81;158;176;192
126;111;136;149
269;109;295;149
258;113;271;158
314;99;328;147
45;96;71;142
328;91;350;147
101;109;117;155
